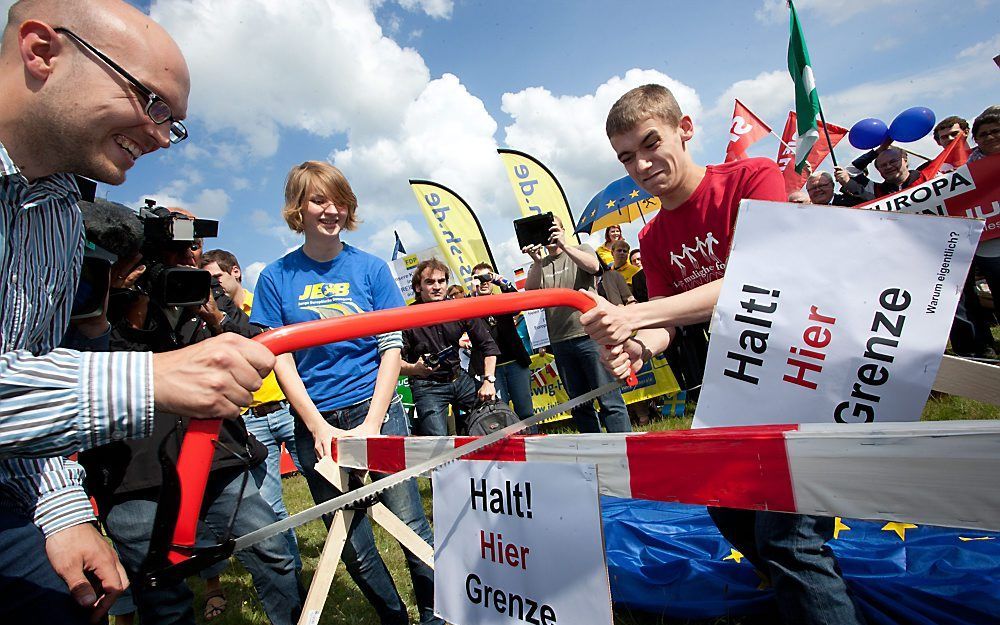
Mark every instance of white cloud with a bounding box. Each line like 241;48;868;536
242;261;266;291
755;0;905;25
708;70;793;127
824;60;993;128
365;218;427;254
395;0;453;19
958;34;1000;59
500;68;703;214
496;235;526;276
137;186;232;220
332;73;505;222
150;0;431;158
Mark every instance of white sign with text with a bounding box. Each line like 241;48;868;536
432;460;612;625
694;201;982;428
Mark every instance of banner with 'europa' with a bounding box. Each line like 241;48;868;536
694;201;982;429
860;154;1000;242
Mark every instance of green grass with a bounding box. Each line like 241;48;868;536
139;390;997;625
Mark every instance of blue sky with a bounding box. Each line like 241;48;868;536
6;0;998;287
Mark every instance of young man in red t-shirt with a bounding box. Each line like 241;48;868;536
581;84;867;625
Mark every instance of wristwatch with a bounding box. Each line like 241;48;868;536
483;375;497;383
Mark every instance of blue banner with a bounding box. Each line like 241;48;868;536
602;497;1000;624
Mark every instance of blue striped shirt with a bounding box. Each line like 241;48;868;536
1;142;154;536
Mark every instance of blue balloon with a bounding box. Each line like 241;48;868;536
889;107;936;142
849;118;889;150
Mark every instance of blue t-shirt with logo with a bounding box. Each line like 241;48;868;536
251;244;404;411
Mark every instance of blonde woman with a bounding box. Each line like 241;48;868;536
251;161;441;624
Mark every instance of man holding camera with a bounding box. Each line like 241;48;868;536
0;2;274;622
77;207;302;625
470;263;535;423
522;216;631;433
401;259;501;436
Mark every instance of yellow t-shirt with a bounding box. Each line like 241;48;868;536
243;290;286;407
615;262;640;285
596;245;614;268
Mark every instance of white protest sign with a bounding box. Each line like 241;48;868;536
390;246;441;304
694;201;982;429
432;460;611;625
522;308;550;350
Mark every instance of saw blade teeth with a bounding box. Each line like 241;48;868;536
232;379;621;552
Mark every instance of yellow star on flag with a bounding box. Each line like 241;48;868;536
882;522;918;541
959;536;995;542
629;189;640;198
605;200;616;209
723;548;745;564
833;517;851;540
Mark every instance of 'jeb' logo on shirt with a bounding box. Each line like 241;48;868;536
298;282;351;301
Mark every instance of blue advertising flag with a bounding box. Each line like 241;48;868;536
391;230;406;261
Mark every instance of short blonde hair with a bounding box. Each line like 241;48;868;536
282;161;359;233
606;84;683;138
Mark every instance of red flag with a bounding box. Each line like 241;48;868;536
725;99;772;162
776;111;848;194
909;131;968;188
940;134;972;172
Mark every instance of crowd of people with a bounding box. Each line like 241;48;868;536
788;109;1000;358
1;1;997;625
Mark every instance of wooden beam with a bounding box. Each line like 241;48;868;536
299;459;354;625
370;502;434;568
932;355;1000;406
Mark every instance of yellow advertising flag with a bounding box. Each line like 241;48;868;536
408;179;496;291
498;149;580;243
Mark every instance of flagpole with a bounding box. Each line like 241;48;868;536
901;147;931;162
770;129;793;152
816;103;838;168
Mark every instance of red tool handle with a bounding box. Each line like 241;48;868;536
166;288;637;564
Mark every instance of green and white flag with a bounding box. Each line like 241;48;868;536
787;0;820;173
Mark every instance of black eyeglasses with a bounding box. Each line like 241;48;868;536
54;27;188;144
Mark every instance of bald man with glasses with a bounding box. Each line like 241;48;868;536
0;2;275;622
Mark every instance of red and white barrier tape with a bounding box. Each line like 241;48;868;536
334;420;1000;531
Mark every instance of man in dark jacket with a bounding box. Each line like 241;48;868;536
836;143;919;201
401;259;500;435
469;263;534;422
78;208;302;625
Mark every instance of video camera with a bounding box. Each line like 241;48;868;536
473;270;494;285
72;199;222;321
137;199;218;308
71;240;118;320
422;345;458;370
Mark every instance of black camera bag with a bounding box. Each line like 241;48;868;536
465;400;522;436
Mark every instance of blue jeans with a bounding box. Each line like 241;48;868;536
295;396;443;625
245;402;303;571
550;335;631;433
409;370;479;436
0;510;90;624
496;361;534;420
103;469;303;625
708;508;867;625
